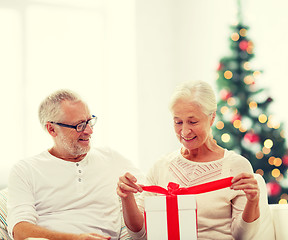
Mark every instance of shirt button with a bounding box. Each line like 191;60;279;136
76;163;79;166
78;178;81;182
79;170;82;173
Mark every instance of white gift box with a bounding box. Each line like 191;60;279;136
144;194;197;240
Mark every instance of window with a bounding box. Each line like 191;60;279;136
0;0;139;187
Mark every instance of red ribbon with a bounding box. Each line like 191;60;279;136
143;177;233;240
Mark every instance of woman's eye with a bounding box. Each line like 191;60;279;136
189;121;198;124
174;121;182;125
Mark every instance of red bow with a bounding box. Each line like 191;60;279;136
142;177;233;196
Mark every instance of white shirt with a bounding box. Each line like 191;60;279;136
7;147;143;240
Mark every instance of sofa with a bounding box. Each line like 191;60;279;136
1;174;288;240
0;188;10;240
0;188;132;240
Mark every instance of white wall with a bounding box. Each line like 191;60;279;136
136;0;288;173
1;0;288;187
135;0;236;172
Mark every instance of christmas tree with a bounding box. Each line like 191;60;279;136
212;2;288;204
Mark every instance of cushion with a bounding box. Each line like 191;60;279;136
119;197;132;240
253;174;275;239
269;204;288;239
0;188;11;240
119;224;133;240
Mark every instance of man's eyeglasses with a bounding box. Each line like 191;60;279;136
50;115;97;132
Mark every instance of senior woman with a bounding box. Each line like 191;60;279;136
117;81;264;240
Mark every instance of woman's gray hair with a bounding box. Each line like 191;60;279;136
169;81;217;115
38;89;82;130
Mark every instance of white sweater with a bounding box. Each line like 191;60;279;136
133;149;262;240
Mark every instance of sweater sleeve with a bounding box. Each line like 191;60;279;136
126;224;146;240
232;174;275;240
229;153;260;240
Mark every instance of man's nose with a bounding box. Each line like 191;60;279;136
83;124;93;134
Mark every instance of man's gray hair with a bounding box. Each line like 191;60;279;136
38;89;82;130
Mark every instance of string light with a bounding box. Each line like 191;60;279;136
256;152;264;159
264;139;273;149
227;97;236;106
246;41;254;54
243;62;251;70
239;126;247;132
253;71;261;78
221;133;231;143
274;158;282;167
255;169;264;176
272;168;281;178
258;114;268;123
244;75;254;85
269;157;275;165
279;199;287;204
262;147;271;155
273;122;280;129
224;70;233;79
280;194;288;204
220;106;229;114
216;121;224;130
233;119;241;129
267;122;273;128
231;32;240;41
267;115;280;129
239;28;247;37
248;101;258;109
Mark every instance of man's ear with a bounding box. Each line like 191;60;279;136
46;122;57;137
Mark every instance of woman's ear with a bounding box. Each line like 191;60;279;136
210;112;216;126
46;122;57;137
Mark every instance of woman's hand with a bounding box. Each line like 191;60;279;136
117;173;145;232
117;172;143;198
231;173;259;203
231;173;260;222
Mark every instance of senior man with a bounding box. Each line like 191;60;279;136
7;89;142;240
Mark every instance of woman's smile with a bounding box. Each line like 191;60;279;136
181;135;197;141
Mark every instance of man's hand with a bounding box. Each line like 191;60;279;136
13;221;111;240
78;233;111;240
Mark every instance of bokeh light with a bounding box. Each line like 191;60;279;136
221;133;230;143
231;32;240;41
258;114;268;123
224;70;233;79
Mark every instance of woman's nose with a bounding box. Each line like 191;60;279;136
181;124;191;135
